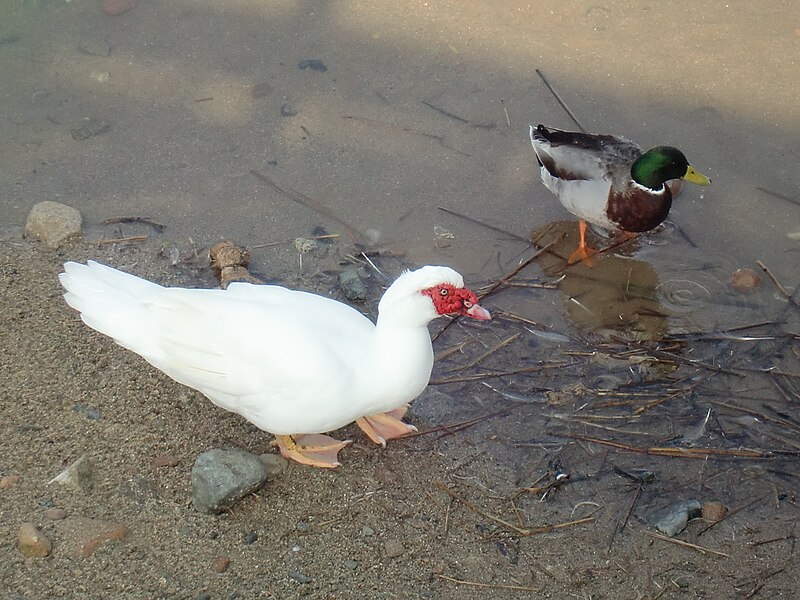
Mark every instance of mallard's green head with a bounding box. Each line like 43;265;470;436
631;146;711;190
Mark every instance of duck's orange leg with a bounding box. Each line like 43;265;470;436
271;434;351;468
356;405;417;447
567;220;598;266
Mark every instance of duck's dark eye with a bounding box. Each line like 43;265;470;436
439;288;449;296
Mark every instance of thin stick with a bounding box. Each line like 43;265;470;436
500;98;511;130
101;216;166;232
457;332;521;371
535;69;585;132
644;530;730;557
437;206;530;244
250;169;366;245
401;409;508;440
252;234;339;249
422;99;469;124
434;481;532;536
435;574;539;592
756;186;800;207
430;361;573;385
757;260;796;302
562;434;771;459
96;235;148;245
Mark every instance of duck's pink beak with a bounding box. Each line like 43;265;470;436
466;304;491;321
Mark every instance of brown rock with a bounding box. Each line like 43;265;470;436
209;241;263;288
44;508;68;520
18;523;52;557
0;474;22;489
701;501;728;522
212;556;231;573
25;201;83;249
57;517;129;558
151;454;179;468
101;0;136;16
729;268;761;292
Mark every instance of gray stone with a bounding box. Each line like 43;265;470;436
288;570;312;584
191;449;269;514
338;269;367;303
49;455;92;491
280;103;297;117
649;499;703;536
70;117;111;140
25;201;83;249
78;37;111;56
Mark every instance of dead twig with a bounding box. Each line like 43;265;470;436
401;409;508;440
250;169;367;245
434;481;532;536
757;260;798;308
456;333;521;371
435;574;539;592
437;206;531;244
535;69;585;132
102;216;166;232
644;530;730;557
430;361;574;385
96;235;148;245
562;434;771;460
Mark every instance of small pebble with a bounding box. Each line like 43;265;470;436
243;530;258;545
151;454;179;468
0;474;21;489
288;570;312;584
89;70;111;83
101;0;136;16
18;523;52;557
212;556;231;573
361;525;375;537
298;59;327;72
384;539;405;558
296;522;310;532
195;593;211;600
251;82;272;98
338;269;367;303
44;508;68;520
729;268;761;293
701;501;728;522
70;118;111;141
343;559;359;570
280;103;298;117
49;455;93;491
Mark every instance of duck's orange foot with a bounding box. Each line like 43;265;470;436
271;434;351;468
568;219;598;266
356;405;417;447
567;245;598;266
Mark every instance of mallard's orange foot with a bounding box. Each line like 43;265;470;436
567;245;598;266
356;405;417;447
567;219;598;266
271;434;351;468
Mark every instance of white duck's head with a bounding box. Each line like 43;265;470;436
377;265;491;328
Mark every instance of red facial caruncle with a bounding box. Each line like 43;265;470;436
421;284;491;320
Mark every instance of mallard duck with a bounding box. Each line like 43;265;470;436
60;262;491;468
529;124;711;264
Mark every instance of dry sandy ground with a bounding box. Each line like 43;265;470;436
1;234;798;599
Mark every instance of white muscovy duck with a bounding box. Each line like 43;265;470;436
60;261;490;468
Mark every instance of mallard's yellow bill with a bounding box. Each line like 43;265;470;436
683;166;711;186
